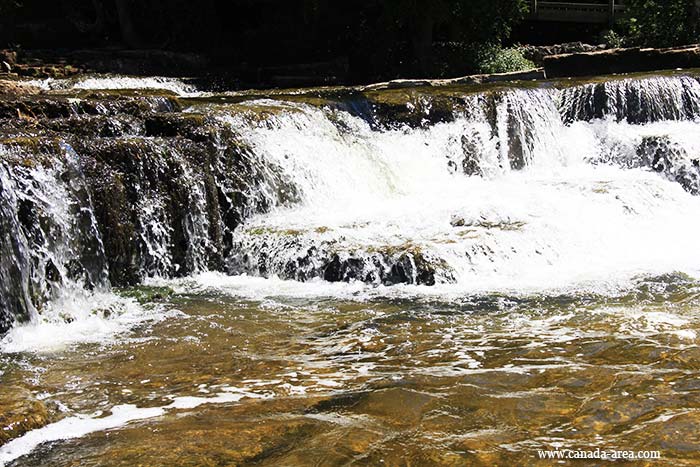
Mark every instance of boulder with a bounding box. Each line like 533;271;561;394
0;50;17;66
637;136;700;194
521;42;604;66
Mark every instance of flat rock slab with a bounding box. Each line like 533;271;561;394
360;68;545;91
544;44;700;78
0;80;41;96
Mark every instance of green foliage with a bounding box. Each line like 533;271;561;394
379;0;529;45
599;29;624;49
476;46;535;74
621;0;698;47
350;0;530;79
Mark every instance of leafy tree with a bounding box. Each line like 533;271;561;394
344;0;529;78
621;0;699;47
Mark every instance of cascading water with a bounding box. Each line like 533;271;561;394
2;73;700;332
224;80;700;290
0;144;110;327
3;72;700;466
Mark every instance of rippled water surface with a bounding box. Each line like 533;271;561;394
1;273;700;466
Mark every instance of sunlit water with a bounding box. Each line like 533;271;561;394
2;74;700;466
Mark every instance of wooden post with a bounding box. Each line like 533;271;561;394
609;0;615;26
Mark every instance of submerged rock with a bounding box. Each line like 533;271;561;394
0;386;51;445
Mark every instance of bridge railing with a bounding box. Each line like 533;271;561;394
529;1;627;23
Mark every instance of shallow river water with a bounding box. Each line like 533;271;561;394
2;272;700;466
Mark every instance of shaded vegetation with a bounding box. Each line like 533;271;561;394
619;0;699;47
0;0;531;82
477;46;535;74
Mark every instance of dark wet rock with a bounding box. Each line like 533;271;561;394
0;50;17;66
0;182;32;332
0;89;298;329
73;137;219;278
385;252;439;286
230;231;453;286
365;91;460;128
637;136;700;194
0;98;76;120
144;113;208;140
39;114;144;138
0;95;180;121
460;133;484;176
80;157;141;285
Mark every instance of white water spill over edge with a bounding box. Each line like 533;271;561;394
222;94;700;290
0;290;176;354
26;75;203;97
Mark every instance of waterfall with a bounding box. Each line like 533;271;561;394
2;73;700;332
0;143;109;330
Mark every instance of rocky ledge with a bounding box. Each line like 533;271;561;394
544;44;700;79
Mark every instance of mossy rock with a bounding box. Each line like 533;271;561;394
362;88;466;128
0;137;63;167
39;114;145;138
144;112;208;139
115;285;175;304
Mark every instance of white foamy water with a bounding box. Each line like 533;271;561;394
222;89;700;292
27;75;201;96
0;289;171;354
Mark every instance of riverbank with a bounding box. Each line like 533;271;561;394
3;44;700;90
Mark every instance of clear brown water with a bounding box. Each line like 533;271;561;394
2;273;700;466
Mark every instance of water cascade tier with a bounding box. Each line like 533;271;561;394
2;72;700;332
